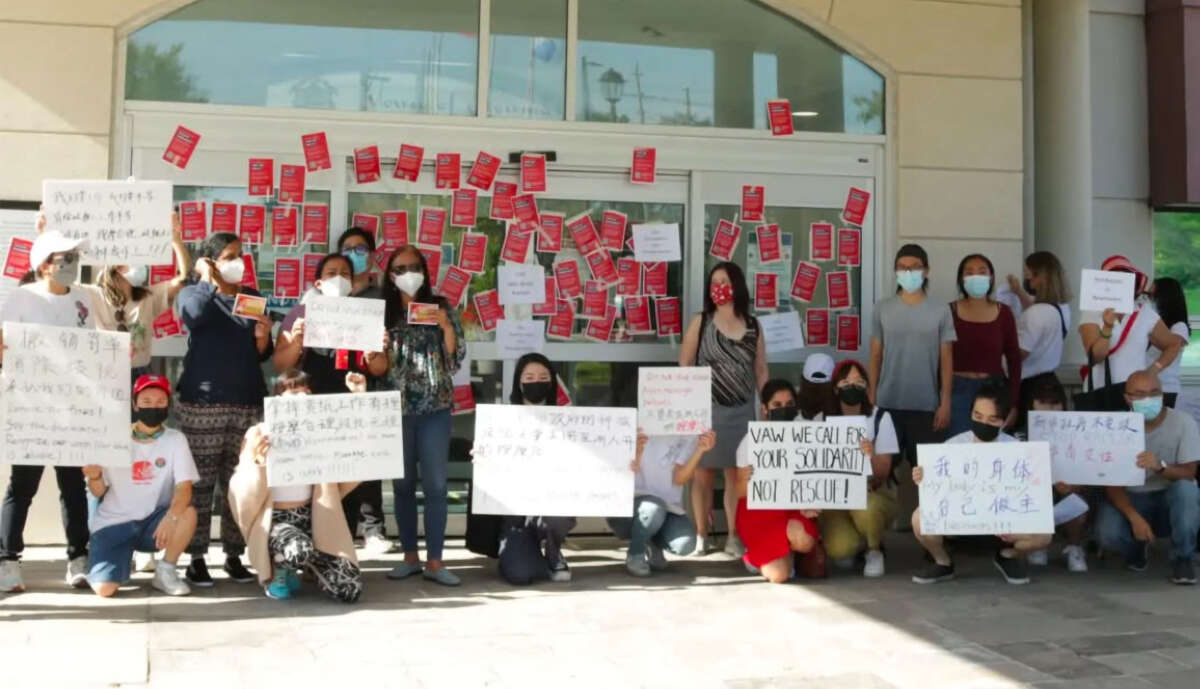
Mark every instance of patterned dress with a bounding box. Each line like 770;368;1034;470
387;303;466;415
696;313;760;469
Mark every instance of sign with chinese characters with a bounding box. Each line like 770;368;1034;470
637;367;711;435
1028;411;1145;486
916;441;1054;535
42;180;173;265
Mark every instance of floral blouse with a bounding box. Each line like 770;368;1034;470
388;304;465;415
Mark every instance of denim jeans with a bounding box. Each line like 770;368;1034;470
607;495;697;558
393;408;451;561
1096;481;1200;563
0;465;90;561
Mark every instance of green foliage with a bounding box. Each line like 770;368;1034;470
1153;211;1200;314
125;41;208;103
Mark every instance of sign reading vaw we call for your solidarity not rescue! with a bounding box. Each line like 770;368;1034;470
42;180;174;266
746;418;871;510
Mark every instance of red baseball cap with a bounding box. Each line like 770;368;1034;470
133;374;171;398
1100;254;1148;293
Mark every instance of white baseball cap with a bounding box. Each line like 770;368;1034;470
802;353;835;383
29;231;88;269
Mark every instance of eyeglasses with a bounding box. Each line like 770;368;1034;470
342;246;370;256
389;263;422;276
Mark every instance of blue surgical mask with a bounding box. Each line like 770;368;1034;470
343;250;369;275
963;274;991;298
1131;396;1163;421
896;270;924;293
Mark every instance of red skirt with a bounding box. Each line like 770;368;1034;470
735;498;819;568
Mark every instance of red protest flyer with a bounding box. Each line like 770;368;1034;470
512;193;539;226
350;212;380;238
162;125;201;169
150;255;175;285
837;313;861;352
842;187;871;226
152;309;183;339
466;151;501;190
394;144;424;182
279;164;306;203
766;99;794;136
708;219;741;261
741;185;765;222
437;266;471;308
566;213;602;256
584;249;619;284
806;309;830;346
274;257;301;299
353;145;382;184
490;181;517;220
301;206;329;245
754;272;779;310
755;224;782;264
451;188;478;227
810;222;834;262
238;204;266;245
827;270;851;310
790;260;821;302
500;225;534;264
301;132;332;172
581;280;609;319
303;252;322;291
247;158;274;196
555;378;573;405
532;276;558;316
616;257;641;296
642;262;668;296
380;211;409;251
240;254;259;291
624;296;653;334
211;202;237;232
599;210;627;251
837;227;861;267
537;212;564;253
458;232;487;274
416;207;447;248
553;260;584;299
418;247;442;289
178;201;207;241
630;147;656;185
435;153;461;190
585;305;617;343
2;237;32;280
546;299;575;340
472;289;504;332
655;296;682;337
520;153;547;193
452;383;476;416
271;206;298;247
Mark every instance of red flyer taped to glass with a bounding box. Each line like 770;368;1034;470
353;145;381;184
301;205;329;245
585;305;617;343
630;147;656;185
301;132;332;172
642;262;668;296
163;125;201;169
435;153;460;189
211;202;237;232
179;201;207;241
837;314;860;352
247;158;273;196
754;272;778;310
152;309;183;338
239;205;266;245
790;260;821;303
419;247;442;289
490;181;517;220
416;207;447;248
394;144;424;182
806;309;830;346
537;212;564;253
150;256;175;285
473;289;503;332
655;296;682;337
512;193;539;225
350;213;379;238
755;224;782;264
553;260;583;299
810;222;834;262
599;210;627;251
827;271;851;310
547;299;575;340
274;257;301;299
458;232;487;274
766;99;794;136
271;206;298;247
581;280;608;319
842;187;871;226
520;153;547;193
837;228;861;267
2;237;32;279
380;211;409;251
616;257;641;296
624;296;652;334
279;164;306;203
466;151;501;191
438;265;471;307
241;254;259;290
533;276;558;317
567;213;601;256
452;383;476;416
708;219;741;261
303;253;322;291
741;185;765;223
451;188;477;227
584;249;619;284
498;226;532;264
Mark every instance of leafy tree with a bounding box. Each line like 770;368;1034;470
125;41;207;103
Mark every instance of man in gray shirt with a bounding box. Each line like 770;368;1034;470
1097;370;1200;584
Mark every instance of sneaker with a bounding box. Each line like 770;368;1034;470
646;542;667;571
548;556;572;583
422;566;461;587
625;553;651;577
1064;545;1088;573
863;549;885;578
66;556;89;588
265;568;293;600
0;560;25;593
151;561;191;597
691;535;711;557
994;551;1030;585
363;532;395;555
723;534;746;558
223;556;255;583
135;552;157;573
1127;542;1150;572
285;568;302;593
386;562;423;580
1170;559;1197;585
185;557;214;588
1027;549;1049;566
911;560;955;584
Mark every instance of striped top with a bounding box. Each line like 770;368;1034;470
696;313;759;407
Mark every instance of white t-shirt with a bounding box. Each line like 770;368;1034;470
635;436;698;515
1082;303;1161;389
734;411;901;466
0;283;96;330
1148;321;1190;394
946;429;1017;444
1018;302;1071;379
79;282;171;368
91;428;199;533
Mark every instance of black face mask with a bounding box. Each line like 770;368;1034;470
1022;279;1035;296
837;385;867;406
520;381;554;404
971;420;1001;443
766;405;799;422
133;406;169;428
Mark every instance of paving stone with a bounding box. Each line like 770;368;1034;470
1091;652;1188;675
1140;670;1200;689
1059;632;1197;657
990;641;1118;680
1151;644;1200;668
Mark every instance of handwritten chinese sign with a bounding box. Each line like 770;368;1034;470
638;367;712;435
1028;411;1145;486
302;295;386;352
747;418;869;510
42;180;173;266
917;441;1054;535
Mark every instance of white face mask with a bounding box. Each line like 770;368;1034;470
393;272;424;296
122;266;149;287
217;258;245;284
317;275;352;298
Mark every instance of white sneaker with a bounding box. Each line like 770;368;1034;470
1063;545;1088;573
723;535;746;559
646;542;667;571
0;560;25;593
548;557;571;583
151;561;191;596
66;556;89;588
135;552;157;573
692;536;711;557
1027;549;1049;567
363;532;395;555
863;549;885;578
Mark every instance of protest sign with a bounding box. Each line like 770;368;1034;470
1080;269;1135;314
741;186;765;222
162;125;200;169
766;99;794;136
538;212;565;253
459;232;488;274
631;224;681;263
435;153;461;189
638;367;711;435
354;146;381;184
301;132;332;171
248;158;273;196
746;418;869;510
1028;411;1145;486
709;219;741;261
916;441;1054;535
394;144;424;181
0;210;35;313
810;222;833;261
491;181;517;220
264;391;403;486
303;295;386;352
42;180;173;265
630;147;656;184
759;311;805;354
498;263;546;305
806;309;830;346
232;293;266;318
600;210;627;251
655;296;681;336
496;319;545;359
466;151;501;190
520;153;547;193
842;187;870;226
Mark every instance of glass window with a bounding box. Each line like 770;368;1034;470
1152;211;1200;368
126;0;479;115
489;0;567;120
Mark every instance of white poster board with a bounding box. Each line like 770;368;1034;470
42;180;173;265
638;367;712;435
917;441;1054;535
1;323;130;466
264;391;404;486
498;263;546;305
1028;411;1145;486
758;311;805;354
1079;269;1135;314
631;223;682;263
0;209;36;314
471;404;637;516
496;319;545;359
746;418;869;510
303;295;386;352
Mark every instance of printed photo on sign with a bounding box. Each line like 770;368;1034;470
265;392;404;486
42;179;174;266
916;441;1054;536
407;302;441;326
303;295;387;352
747;418;870;510
638;367;712;435
233;293;268;318
1079;269;1136;314
1028;411;1145;486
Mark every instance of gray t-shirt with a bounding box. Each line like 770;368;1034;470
1131;407;1200;493
872;295;957;412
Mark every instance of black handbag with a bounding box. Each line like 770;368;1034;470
1073;310;1140;412
464;478;503;558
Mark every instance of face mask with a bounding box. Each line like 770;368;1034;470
520;381;553;404
122;266;149;287
1131;396;1163;421
217;258;245;284
393;272;425;296
962;275;991;298
132;406;169;428
896;270;924;293
971;420;1001;443
317;276;352;298
1022;279;1035;296
343;250;369;275
837;385;867;406
710;283;733;306
766;405;799;422
50;253;80;285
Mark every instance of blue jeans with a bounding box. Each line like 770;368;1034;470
607;496;697;558
393;408;451;561
949;376;1002;438
1096;481;1200;563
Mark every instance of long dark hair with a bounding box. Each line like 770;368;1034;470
382;246;444;325
703;261;751;322
826;359;873;417
1152;277;1190;336
510;353;558;406
956;253;996;300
